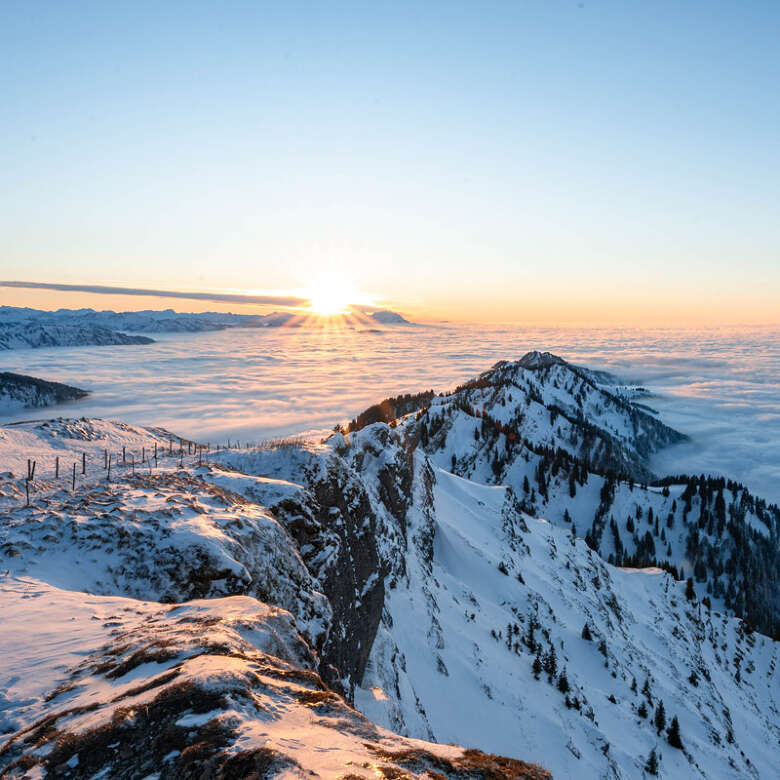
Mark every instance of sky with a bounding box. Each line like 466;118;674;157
1;0;779;324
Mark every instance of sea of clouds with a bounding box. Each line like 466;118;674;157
1;324;778;505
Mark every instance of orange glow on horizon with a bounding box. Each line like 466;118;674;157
1;284;778;329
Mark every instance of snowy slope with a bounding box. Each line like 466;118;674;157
352;455;779;779
0;578;546;780
348;352;776;635
0;322;154;350
0;418;182;504
405;351;686;484
0;423;546;778
205;417;780;778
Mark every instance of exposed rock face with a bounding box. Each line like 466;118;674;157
207;443;390;698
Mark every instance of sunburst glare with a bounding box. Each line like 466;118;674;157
304;275;372;317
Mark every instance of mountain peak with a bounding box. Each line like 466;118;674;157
517;350;568;369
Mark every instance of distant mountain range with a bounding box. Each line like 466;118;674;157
0;305;411;349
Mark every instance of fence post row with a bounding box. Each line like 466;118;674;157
18;436;230;506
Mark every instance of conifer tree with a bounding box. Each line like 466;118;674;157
645;748;659;775
654;700;666;734
544;645;558;677
581;623;592;641
667;716;683;749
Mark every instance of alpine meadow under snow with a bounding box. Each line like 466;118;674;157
0;352;778;779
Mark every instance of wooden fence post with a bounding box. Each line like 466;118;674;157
55;456;59;478
72;463;76;491
82;452;86;475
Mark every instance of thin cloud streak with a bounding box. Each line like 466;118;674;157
0;281;308;308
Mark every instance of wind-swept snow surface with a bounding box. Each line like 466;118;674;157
0;579;547;780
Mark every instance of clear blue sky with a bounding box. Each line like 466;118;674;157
1;1;779;323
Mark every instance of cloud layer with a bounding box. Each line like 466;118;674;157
1;323;777;505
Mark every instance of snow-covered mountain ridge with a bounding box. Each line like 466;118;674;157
0;305;411;338
1;352;778;779
0;372;88;414
337;351;777;635
0;321;154;350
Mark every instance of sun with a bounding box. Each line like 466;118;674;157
305;276;365;317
